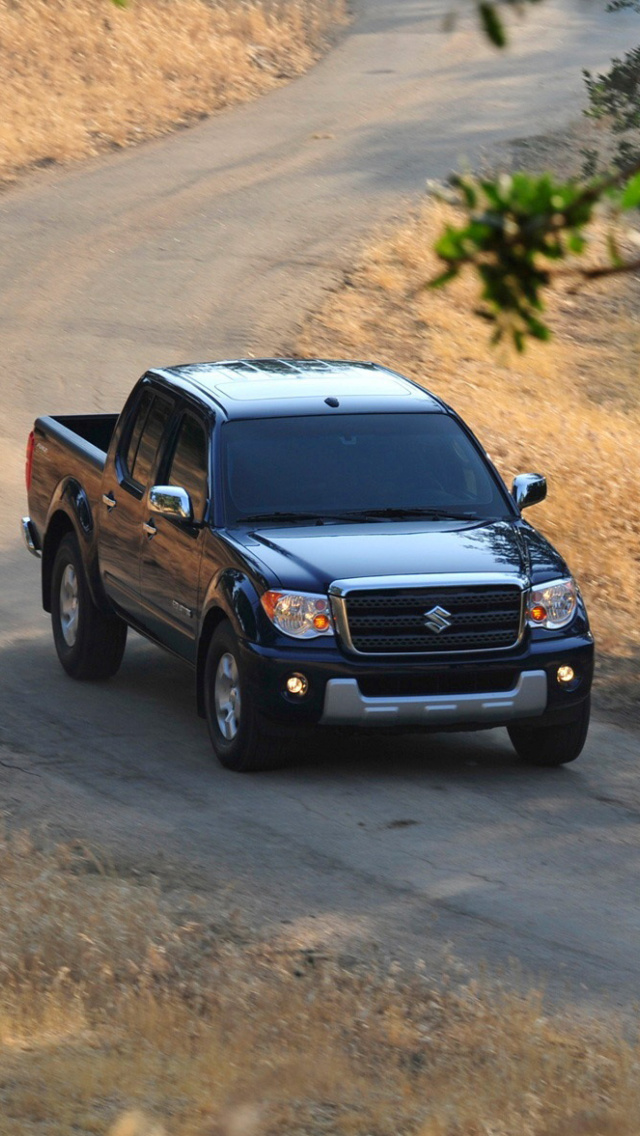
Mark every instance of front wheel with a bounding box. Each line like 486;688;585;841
508;697;590;767
51;533;127;680
203;622;289;772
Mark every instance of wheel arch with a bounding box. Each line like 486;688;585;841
196;606;230;717
196;567;264;717
42;477;109;614
42;511;76;613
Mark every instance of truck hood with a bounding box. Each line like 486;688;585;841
227;518;568;592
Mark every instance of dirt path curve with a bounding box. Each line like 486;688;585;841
1;0;639;1010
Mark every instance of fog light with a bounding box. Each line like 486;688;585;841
286;673;309;697
557;665;575;685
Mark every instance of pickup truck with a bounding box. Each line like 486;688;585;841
23;358;594;772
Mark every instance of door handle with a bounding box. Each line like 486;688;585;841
102;492;117;510
143;521;157;538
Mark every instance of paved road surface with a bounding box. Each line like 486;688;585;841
1;0;639;1010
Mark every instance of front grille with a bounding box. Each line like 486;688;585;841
342;585;523;655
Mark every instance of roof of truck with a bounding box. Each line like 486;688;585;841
153;358;446;419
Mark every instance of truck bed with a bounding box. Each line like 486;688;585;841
28;413;119;546
47;414;119;462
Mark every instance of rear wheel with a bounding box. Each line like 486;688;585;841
204;622;288;772
508;697;590;767
51;533;127;680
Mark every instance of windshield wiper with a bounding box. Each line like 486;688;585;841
240;507;486;525
353;507;483;520
241;511;353;525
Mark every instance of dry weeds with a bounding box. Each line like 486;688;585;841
0;0;347;185
298;198;640;725
1;831;640;1135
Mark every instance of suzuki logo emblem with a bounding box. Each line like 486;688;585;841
423;605;452;634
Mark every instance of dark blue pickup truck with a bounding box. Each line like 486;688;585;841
23;359;594;771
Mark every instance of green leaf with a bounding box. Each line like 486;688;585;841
459;180;478;209
606;231;624;267
112;0;128;7
429;268;460;289
526;316;552;342
621;171;640;210
566;231;586;254
434;228;466;261
478;3;506;48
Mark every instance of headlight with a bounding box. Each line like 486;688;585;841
526;577;578;630
261;591;334;639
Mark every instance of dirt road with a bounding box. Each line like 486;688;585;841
1;0;639;1009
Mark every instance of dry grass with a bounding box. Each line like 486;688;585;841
2;831;640;1135
298;198;640;725
0;0;347;185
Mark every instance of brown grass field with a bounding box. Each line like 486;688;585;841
298;198;640;726
0;0;347;185
2;832;640;1136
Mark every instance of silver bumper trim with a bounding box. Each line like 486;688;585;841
21;517;41;558
320;670;548;726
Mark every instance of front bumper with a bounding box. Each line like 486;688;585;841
320;670;547;726
238;631;594;731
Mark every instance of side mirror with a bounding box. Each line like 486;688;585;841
149;485;193;523
512;473;547;511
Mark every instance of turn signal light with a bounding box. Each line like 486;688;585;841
528;604;547;623
261;591;283;620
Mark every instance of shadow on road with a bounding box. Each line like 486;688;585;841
0;620;548;770
0;621;591;796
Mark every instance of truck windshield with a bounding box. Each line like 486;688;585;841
221;413;513;525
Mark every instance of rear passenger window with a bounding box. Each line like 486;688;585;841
130;395;173;487
167;414;209;524
125;388;153;479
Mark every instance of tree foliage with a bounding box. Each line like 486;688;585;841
583;45;640;172
458;0;545;48
432;2;640;348
429;166;640;349
430;174;590;349
607;0;640;12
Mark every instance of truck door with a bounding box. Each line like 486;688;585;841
99;386;174;621
139;409;210;662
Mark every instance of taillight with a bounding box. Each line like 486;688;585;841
25;430;35;491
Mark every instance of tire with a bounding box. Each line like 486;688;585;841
507;697;591;767
203;621;288;772
51;533;127;680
